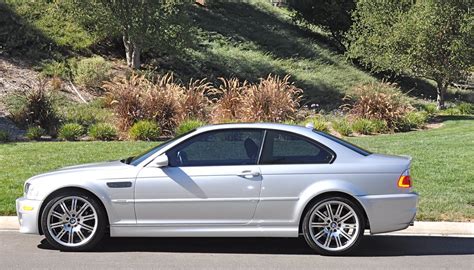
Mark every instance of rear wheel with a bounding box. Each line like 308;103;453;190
302;196;365;255
41;190;106;251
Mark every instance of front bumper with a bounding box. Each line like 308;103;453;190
16;197;42;234
358;192;418;234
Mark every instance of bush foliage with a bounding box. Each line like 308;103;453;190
6;80;59;135
332;119;352;136
73;56;111;88
88;123;117;141
176;119;206;136
0;131;9;143
351;118;374;135
26;126;46;140
344;82;412;128
129;120;161;141
58;123;84;141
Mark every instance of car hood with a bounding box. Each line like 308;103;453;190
27;160;131;182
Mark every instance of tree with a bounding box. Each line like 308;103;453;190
72;0;192;69
347;0;473;109
288;0;356;51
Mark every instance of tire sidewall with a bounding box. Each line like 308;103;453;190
302;196;365;256
41;190;106;251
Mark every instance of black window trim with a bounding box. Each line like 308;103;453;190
257;129;337;165
165;128;266;167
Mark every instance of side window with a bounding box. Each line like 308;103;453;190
260;130;334;165
167;129;264;167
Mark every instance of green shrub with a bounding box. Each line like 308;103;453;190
395;111;428;131
176;119;206;136
457;102;474;115
302;117;329;132
58;123;84;141
331;119;352;136
58;103;112;128
26;126;46;140
370;119;389;133
0;131;9;143
73;56;111;88
421;103;437;115
351;118;374;135
40;60;70;79
88;123;117;141
5;81;59;135
442;107;461;116
129;120;161;141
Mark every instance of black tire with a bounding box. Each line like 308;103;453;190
41;190;107;251
302;196;365;256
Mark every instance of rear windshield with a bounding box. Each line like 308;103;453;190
313;131;372;156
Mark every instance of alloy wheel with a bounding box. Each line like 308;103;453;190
308;200;360;252
46;196;98;247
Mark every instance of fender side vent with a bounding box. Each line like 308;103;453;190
107;182;132;188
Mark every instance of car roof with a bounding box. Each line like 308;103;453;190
196;122;311;133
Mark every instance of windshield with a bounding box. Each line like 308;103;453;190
313;130;372;156
127;129;197;166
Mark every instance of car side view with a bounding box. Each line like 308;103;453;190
16;123;418;255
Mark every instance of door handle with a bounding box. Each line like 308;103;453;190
238;170;261;178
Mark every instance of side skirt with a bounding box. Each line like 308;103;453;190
110;225;298;238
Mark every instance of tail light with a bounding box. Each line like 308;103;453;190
398;170;412;188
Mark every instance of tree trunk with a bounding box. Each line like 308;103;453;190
122;34;141;69
436;80;447;110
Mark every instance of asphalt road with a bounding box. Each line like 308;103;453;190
0;231;473;269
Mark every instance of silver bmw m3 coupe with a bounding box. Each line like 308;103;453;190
16;123;418;255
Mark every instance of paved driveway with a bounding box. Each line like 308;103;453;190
1;231;473;269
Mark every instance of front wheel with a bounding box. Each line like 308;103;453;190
41;191;106;251
302;196;365;255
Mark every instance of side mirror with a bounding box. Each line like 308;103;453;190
149;154;169;168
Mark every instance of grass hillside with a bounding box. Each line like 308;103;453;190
169;1;374;106
1;0;375;108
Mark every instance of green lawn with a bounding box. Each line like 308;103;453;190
1;117;473;220
348;116;474;221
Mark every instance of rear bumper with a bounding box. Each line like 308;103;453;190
358;192;418;234
16;197;42;234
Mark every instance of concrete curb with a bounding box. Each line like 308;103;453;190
0;216;19;230
0;216;472;236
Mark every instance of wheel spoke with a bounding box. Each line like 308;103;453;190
335;235;342;248
76;203;89;217
71;198;78;213
339;229;353;241
68;230;74;244
50;221;65;229
323;233;332;247
76;230;86;241
311;222;327;228
325;204;334;220
56;228;67;239
80;214;95;222
51;211;63;219
314;210;328;221
340;211;354;223
314;230;326;241
80;222;94;232
60;202;71;217
335;204;343;218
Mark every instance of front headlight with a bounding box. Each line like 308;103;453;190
24;182;31;197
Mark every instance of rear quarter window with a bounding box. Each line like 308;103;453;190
314;131;371;156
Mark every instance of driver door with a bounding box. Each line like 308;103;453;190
134;129;264;225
